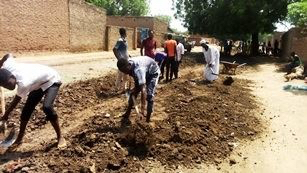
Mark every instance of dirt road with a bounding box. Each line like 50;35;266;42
1;49;306;172
192;64;307;173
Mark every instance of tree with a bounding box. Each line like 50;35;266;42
288;1;307;27
87;0;149;16
154;15;172;25
173;0;297;55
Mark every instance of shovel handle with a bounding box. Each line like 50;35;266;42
1;87;5;114
131;95;140;114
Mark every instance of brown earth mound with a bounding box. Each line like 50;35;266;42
0;55;263;173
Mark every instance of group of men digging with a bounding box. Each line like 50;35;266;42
0;28;220;150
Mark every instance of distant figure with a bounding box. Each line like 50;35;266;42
140;30;157;59
284;52;304;81
163;34;177;82
225;40;232;56
262;42;266;54
154;51;167;67
286;52;303;72
200;40;220;82
175;39;185;79
113;28;129;91
154;51;167;82
267;41;272;55
274;40;279;56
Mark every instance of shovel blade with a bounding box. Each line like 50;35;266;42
0;128;17;148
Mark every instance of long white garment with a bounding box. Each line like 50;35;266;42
202;46;220;81
176;43;185;61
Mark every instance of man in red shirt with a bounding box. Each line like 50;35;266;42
163;34;177;82
140;30;157;59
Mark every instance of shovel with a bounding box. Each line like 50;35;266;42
0;125;17;148
125;89;140;115
210;67;219;76
0;87;17;148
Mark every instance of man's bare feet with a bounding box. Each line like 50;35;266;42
57;138;67;149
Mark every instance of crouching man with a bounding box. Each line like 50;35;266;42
0;54;66;148
117;56;160;123
200;40;220;82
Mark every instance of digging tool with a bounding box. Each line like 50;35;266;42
125;89;140;115
0;87;17;148
1;87;5;114
210;67;218;76
125;79;140;115
0;127;17;148
0;87;6;136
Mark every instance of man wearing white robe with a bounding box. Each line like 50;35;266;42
200;40;220;82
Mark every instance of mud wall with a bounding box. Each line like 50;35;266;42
281;28;307;63
105;26;137;51
69;0;106;52
0;0;70;51
107;16;168;48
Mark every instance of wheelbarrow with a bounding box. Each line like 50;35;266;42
220;61;247;75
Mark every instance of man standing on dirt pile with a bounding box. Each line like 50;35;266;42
200;40;220;82
140;30;157;59
117;56;160;123
113;28;130;92
0;53;66;149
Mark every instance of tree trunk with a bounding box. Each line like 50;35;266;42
251;32;259;56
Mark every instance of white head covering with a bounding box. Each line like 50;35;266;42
200;39;209;45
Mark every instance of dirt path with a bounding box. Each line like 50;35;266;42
188;64;307;173
1;49;306;172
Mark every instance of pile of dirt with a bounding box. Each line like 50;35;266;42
0;54;263;172
5;73;118;132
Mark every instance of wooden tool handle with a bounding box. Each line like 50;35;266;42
1;87;5;114
131;95;139;114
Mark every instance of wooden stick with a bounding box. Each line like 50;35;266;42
1;87;5;114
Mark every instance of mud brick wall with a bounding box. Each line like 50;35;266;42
0;0;70;51
105;26;136;51
282;28;307;62
281;27;307;74
107;16;154;30
107;16;168;48
153;19;168;34
69;0;106;52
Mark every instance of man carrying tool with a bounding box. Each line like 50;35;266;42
117;56;160;123
200;40;220;82
0;54;66;149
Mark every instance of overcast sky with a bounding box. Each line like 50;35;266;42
148;0;187;32
148;0;291;33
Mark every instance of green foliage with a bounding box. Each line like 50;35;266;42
154;15;172;24
173;0;296;40
87;0;149;16
288;1;307;27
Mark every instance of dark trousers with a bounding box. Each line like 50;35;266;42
126;73;159;120
164;57;176;81
21;83;61;122
174;61;180;78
